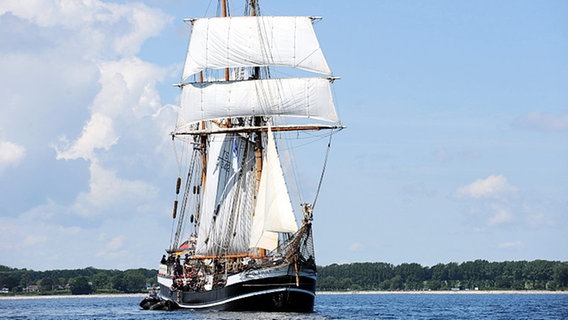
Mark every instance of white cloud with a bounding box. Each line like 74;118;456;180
0;1;176;270
487;205;513;227
55;56;168;161
0;139;26;172
0;179;169;270
56;113;118;161
93;58;166;117
0;212;86;267
456;175;520;229
105;235;125;252
71;161;158;217
457;174;518;199
1;1;170;57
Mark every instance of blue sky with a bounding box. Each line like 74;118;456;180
1;0;566;271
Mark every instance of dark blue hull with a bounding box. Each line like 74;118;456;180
158;268;316;312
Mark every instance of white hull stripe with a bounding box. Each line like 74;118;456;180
170;287;315;309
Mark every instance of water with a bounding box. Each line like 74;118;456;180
1;293;567;319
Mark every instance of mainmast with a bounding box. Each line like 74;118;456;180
248;0;265;257
248;0;263;193
250;0;257;16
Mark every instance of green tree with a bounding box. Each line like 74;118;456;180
39;277;58;292
92;272;111;292
70;276;93;295
123;271;146;293
389;275;403;290
552;262;568;289
111;274;126;292
318;276;338;290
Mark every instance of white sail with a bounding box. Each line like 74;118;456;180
183;16;331;79
177;77;338;129
195;131;256;255
250;127;298;251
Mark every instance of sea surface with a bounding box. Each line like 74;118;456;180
1;293;567;319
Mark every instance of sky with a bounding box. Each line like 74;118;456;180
0;0;567;271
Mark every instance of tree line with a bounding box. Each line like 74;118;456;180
317;260;568;291
0;265;156;295
2;259;567;295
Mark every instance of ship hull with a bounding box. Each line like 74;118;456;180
157;264;316;312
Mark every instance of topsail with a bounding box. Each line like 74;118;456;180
176;77;338;129
183;16;332;79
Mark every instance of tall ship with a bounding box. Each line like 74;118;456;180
143;0;342;312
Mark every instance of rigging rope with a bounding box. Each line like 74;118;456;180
312;131;334;210
168;136;180;249
172;147;199;250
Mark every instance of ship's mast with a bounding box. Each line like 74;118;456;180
248;0;266;257
250;0;260;79
247;0;263;195
222;0;230;82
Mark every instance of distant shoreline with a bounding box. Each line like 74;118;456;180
1;290;566;300
0;293;146;300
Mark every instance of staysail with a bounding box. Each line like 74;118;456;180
183;16;331;79
249;126;298;251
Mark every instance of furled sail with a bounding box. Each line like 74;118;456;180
176;77;338;129
250;126;298;251
183;16;331;79
195;131;256;255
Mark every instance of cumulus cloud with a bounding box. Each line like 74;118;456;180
71;162;158;217
54;55;168;161
0;0;169;57
456;175;520;228
56;113;118;161
513;112;568;132
0;211;165;270
486;205;513;227
0;139;26;172
0;1;176;270
457;174;518;199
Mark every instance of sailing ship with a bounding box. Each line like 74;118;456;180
143;0;342;312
